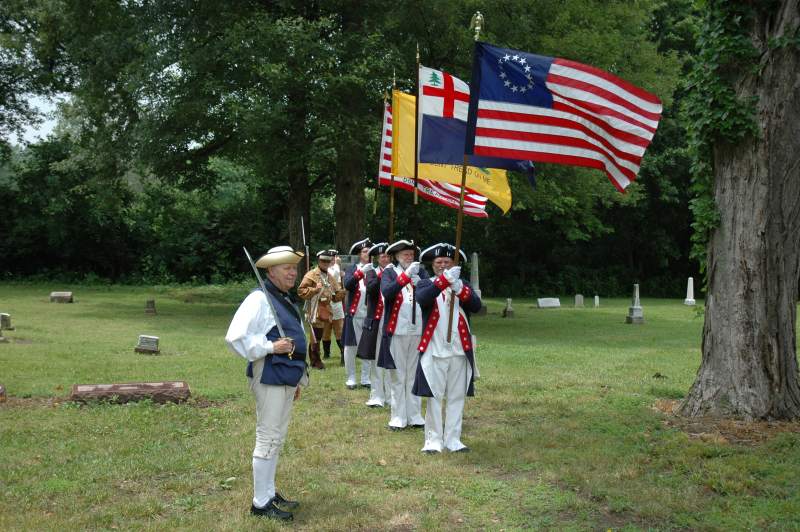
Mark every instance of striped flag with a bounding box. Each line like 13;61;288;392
377;101;489;218
465;42;662;192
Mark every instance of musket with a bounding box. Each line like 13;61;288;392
298;218;319;344
300;216;310;272
242;246;295;357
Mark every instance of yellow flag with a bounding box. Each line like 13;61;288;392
391;90;512;213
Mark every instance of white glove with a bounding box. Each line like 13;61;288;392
443;266;461;284
360;263;375;273
404;261;420;277
450;279;464;294
411;273;421;286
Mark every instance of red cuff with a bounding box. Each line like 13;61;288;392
433;274;450;290
457;284;471;302
353;269;364;280
397;272;411;287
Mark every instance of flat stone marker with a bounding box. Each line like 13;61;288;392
135;335;160;354
69;381;190;404
145;299;157;314
502;298;514;318
537;298;561;308
50;291;74;303
594;295;600;308
684;277;696;306
574;294;584;307
0;313;14;331
626;284;644;324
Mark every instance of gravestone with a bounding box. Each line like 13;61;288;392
574;294;584;308
0;313;14;331
50;291;74;303
502;298;514;318
625;284;645;324
537;298;561;308
594;295;600;308
684;277;696;306
470;252;487;315
69;381;190;404
0;384;5;402
135;335;160;354
145;299;157;315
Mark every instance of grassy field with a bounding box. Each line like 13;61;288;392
1;283;799;531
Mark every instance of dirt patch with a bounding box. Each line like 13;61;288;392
1;396;62;408
654;399;800;445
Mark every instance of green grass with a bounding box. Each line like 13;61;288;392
1;284;799;530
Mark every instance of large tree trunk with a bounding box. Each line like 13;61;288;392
334;138;366;253
680;3;800;420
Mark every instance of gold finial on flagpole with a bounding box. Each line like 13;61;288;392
469;11;484;41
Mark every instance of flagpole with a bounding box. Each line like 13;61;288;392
446;155;469;342
412;42;421;325
389;72;397;243
446;11;484;343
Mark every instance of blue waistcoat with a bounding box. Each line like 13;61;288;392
246;283;308;386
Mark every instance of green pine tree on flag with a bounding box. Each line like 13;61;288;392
427;71;442;86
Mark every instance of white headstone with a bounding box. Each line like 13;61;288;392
594;295;600;308
574;294;584;307
502;298;514;318
626;284;644;324
684;277;696;305
0;313;12;331
50;291;74;303
470;252;482;298
135;335;160;354
537;298;561;308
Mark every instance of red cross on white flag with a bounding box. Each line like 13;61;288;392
420;66;470;120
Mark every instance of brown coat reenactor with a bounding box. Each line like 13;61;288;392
297;249;346;369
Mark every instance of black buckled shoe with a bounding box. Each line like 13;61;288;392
274;491;300;510
251;499;293;521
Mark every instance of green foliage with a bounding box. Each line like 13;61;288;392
683;3;760;272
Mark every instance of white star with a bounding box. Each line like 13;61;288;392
526;73;533;80
503;80;511;87
520;87;527;93
528;82;535;89
524;65;531;72
519;57;527;65
511;85;518;92
503;54;511;61
512;54;519;61
499;72;507;79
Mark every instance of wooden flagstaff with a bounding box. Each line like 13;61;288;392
411;42;421;324
447;11;484;342
446;156;469;342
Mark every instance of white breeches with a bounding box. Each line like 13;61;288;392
249;358;297;459
422;354;470;451
344;317;371;385
366;330;391;406
388;334;424;427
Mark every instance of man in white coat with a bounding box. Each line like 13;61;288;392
413;243;482;453
380;239;429;430
225;245;307;521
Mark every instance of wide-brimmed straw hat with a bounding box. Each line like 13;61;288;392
255;246;304;268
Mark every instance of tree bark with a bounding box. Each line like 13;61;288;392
334;137;366;253
680;3;800;420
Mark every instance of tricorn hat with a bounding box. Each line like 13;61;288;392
316;249;336;261
386;239;421;256
420;242;467;263
349;238;373;255
368;242;389;257
255;246;304;268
